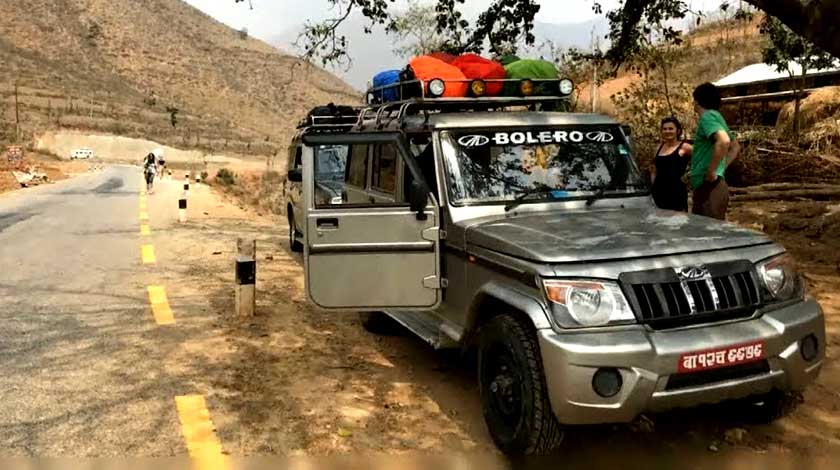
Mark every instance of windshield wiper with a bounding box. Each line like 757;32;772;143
504;188;559;212
585;183;648;206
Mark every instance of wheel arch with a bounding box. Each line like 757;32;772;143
462;281;553;348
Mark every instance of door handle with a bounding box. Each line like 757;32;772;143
316;217;339;229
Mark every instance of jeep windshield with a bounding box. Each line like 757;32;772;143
440;126;647;206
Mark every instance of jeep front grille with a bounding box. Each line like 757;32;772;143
619;261;762;329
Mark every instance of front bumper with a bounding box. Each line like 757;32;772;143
538;298;825;425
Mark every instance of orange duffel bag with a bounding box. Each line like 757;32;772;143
408;55;468;98
452;53;506;96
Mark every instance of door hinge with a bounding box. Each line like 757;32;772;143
423;275;448;289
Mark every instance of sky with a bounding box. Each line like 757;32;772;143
185;0;726;43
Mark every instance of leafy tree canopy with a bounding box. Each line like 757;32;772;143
234;0;839;69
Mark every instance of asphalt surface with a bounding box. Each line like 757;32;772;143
0;166;187;457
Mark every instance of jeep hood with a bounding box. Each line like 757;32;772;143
465;208;772;263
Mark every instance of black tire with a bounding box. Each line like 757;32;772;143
478;314;563;456
288;211;303;252
358;312;401;335
740;390;803;424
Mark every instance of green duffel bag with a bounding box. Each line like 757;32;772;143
503;59;559;96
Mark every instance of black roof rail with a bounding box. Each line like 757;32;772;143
296;105;365;134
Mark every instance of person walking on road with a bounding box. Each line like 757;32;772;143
143;152;157;193
690;82;740;220
651;117;692;212
155;149;166;179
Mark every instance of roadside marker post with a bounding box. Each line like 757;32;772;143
235;238;256;317
183;181;190;198
179;195;187;223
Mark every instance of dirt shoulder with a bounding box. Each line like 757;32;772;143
0;152;96;196
147;181;839;464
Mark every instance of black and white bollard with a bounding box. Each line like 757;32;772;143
183;181;190;198
178;195;187;223
168;169;172;179
235;238;256;317
195;174;202;187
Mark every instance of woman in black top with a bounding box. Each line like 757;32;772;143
651;117;693;212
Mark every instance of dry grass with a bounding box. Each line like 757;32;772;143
0;0;360;155
776;87;840;151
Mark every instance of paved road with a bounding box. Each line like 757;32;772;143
0;166;188;457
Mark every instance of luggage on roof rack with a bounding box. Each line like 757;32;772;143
297;103;362;133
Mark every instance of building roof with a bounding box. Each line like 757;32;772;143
715;61;840;87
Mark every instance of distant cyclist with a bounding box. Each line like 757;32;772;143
143;152;157;192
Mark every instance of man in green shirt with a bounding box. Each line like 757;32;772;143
690;82;740;220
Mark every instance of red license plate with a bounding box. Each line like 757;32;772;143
678;341;765;373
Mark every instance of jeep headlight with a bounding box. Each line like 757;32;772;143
757;254;804;302
543;280;635;328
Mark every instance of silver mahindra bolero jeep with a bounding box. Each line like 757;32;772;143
285;81;825;456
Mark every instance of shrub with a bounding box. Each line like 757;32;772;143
215;168;236;185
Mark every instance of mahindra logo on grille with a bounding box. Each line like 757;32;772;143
676;266;710;281
585;131;614;142
458;135;491;148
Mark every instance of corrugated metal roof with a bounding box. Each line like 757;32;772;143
715;61;840;87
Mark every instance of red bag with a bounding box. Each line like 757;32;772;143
428;52;457;63
451;54;506;96
409;55;468;98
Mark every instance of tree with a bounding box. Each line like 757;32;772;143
389;0;449;59
232;0;838;70
600;0;840;66
760;16;835;144
165;106;179;129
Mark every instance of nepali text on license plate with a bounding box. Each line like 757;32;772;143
678;341;764;373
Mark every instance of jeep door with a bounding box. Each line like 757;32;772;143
301;132;443;310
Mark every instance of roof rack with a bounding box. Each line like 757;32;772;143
358;77;574;130
296;105;365;134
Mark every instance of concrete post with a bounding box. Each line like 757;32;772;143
235;238;256;317
178;195;187;223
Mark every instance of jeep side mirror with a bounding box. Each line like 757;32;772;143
408;179;429;221
287;168;302;183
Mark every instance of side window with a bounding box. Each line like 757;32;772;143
287;145;300;171
346;144;369;188
313;145;350;207
371;144;397;195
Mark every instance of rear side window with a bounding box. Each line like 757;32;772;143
371;144;397;195
288;145;302;170
346;144;369;188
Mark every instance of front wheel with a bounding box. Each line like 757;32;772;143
478;314;563;456
739;390;803;424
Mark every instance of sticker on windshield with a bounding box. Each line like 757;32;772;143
457;130;615;148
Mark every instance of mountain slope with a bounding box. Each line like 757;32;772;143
0;0;360;157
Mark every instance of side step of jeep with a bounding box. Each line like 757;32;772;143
385;310;461;350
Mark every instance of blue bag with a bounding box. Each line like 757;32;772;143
372;69;402;102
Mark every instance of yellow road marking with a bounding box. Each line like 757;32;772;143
141;244;156;264
140;201;147;209
139;211;149;221
140;224;151;236
147;285;175;325
175;395;229;468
